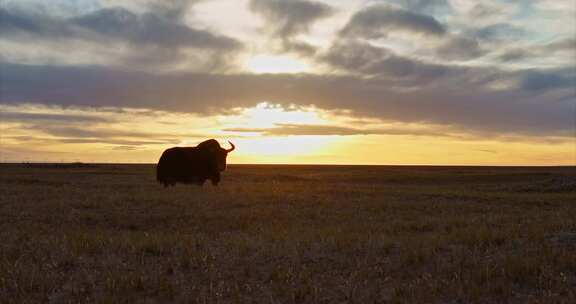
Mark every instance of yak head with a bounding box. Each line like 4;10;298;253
197;139;235;172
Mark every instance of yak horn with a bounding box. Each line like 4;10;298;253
225;141;235;152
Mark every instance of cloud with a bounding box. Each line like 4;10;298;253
435;36;485;61
0;7;74;39
250;0;334;38
0;111;112;123
546;38;576;52
100;0;199;18
4;134;172;147
333;4;488;63
70;8;239;50
496;38;576;63
476;149;497;154
474;23;530;42
497;49;530;62
139;0;199;20
447;1;519;26
0;103;219;149
520;70;575;92
340;5;446;39
225;122;572;144
1;0;573;164
55;138;171;146
225;123;453;137
468;3;507;19
323;41;450;83
249;0;334;55
395;0;452;14
23;125;176;140
112;145;142;151
0;5;241;70
2;62;574;139
8;123;214;148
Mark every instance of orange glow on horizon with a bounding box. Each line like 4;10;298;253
0;103;574;166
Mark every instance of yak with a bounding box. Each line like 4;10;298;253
156;139;235;187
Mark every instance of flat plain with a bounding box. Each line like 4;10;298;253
0;164;575;303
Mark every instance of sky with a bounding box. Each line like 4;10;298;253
0;0;574;165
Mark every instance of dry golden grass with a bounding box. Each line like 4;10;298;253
1;164;575;303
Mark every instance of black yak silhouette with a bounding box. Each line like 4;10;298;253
156;139;235;187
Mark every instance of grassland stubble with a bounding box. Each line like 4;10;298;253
0;164;575;303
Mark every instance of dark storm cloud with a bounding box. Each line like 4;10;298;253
225;124;453;137
340;5;446;39
249;0;334;55
1;62;574;139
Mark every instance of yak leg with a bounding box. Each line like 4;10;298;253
191;176;206;186
210;172;221;186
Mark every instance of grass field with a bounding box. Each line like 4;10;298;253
1;164;575;303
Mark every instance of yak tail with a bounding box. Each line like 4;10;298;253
156;152;166;184
156;163;161;182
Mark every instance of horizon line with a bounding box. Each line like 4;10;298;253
1;161;574;168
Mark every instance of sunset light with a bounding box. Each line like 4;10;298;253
2;1;575;301
0;0;574;166
227;102;324;128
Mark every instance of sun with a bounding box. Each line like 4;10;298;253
219;102;338;160
244;54;310;74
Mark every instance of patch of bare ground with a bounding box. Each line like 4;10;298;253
0;164;574;303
